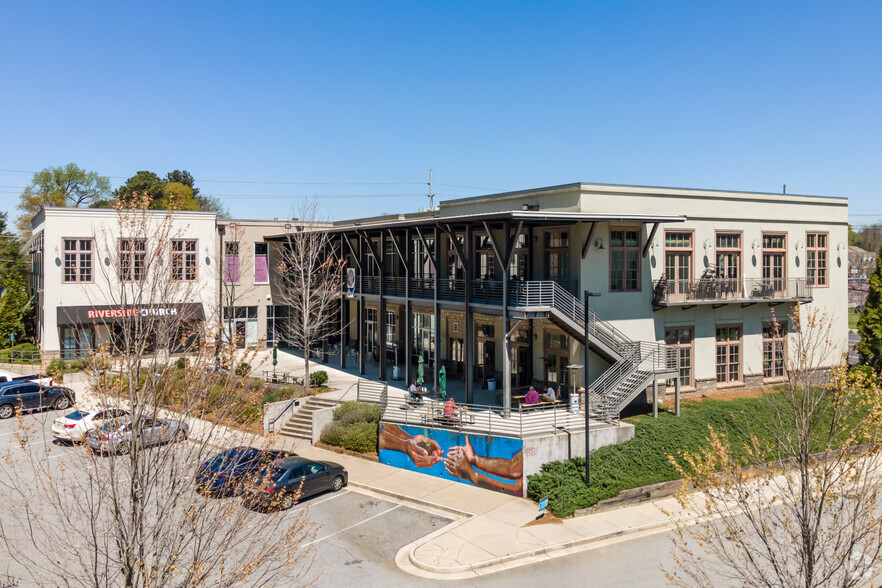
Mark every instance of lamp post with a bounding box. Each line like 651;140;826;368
583;290;600;486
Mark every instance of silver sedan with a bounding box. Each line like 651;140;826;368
86;417;189;454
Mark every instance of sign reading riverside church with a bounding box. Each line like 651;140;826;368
57;303;205;326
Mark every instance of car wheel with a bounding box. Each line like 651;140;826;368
331;475;345;492
280;492;297;510
174;429;188;443
116;443;130;455
53;396;71;411
0;405;13;419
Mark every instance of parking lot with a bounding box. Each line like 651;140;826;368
0;407;453;587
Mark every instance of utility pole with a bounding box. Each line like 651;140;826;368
584;290;600;486
428;169;435;209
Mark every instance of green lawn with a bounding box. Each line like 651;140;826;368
849;307;859;329
527;394;867;517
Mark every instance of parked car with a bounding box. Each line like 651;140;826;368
241;456;347;511
0;369;54;387
85;417;188;454
52;407;130;443
0;381;75;419
196;447;296;497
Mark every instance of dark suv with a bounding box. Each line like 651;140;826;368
0;381;76;419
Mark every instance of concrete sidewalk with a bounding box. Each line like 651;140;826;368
261;434;682;580
61;374;682;581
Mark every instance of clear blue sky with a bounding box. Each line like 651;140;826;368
1;1;880;226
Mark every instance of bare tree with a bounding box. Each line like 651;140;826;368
218;222;258;354
0;195;315;587
666;307;882;588
274;200;344;387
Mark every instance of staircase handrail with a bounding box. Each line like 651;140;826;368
509;281;634;354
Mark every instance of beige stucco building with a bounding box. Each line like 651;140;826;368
29;207;219;358
331;182;848;414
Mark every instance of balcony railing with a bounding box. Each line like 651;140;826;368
653;277;812;306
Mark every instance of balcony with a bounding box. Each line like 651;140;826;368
652;277;812;309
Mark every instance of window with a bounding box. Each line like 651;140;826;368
715;326;742;384
61;326;94;359
806;233;827;287
545;230;569;284
172;240;197;281
63;239;93;283
665;327;693;387
510;231;528;279
386;310;397;345
223;306;258;348
762;234;786;294
224;242;239;283
544;332;570;389
119;239;146;282
254;243;269;284
610;228;640;291
763;321;787;379
413;312;435;364
476;235;495;280
664;232;692;296
266;305;290;346
715;233;741;280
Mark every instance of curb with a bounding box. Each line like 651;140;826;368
406;517;673;576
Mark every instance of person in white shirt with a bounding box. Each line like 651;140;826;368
408;380;422;404
544;382;556;402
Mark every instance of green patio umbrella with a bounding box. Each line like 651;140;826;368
417;356;425;386
438;365;447;399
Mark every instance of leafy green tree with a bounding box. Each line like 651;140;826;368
107;169;228;216
0;213;27;287
150;182;200;211
165;170;200;197
16;164;111;234
0;270;28;346
857;243;882;372
114;171;165;206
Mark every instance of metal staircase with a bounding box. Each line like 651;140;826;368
509;281;678;423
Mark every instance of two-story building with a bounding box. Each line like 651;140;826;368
29;207;219;359
326;182;847;420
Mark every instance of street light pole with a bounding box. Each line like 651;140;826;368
584;290;600;486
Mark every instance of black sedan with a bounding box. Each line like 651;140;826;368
196;447;295;496
242;457;347;510
0;381;75;419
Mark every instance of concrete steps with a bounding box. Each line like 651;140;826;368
278;396;340;441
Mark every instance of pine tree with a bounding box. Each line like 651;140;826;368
0;270;28;346
857;243;882;372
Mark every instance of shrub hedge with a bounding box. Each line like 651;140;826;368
527;393;870;517
321;401;380;453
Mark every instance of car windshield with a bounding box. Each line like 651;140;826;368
206;448;260;470
97;419;127;432
64;410;90;421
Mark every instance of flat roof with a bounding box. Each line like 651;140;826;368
439;181;847;206
264;209;685;239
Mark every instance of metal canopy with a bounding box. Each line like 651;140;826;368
264;209;686;240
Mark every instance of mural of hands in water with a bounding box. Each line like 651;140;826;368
445;434;523;495
378;424;443;468
379;424;524;496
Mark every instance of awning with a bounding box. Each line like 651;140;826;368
263;209;686;240
57;303;206;326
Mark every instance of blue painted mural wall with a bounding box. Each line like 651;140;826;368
378;422;525;497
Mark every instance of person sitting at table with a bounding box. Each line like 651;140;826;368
524;386;540;405
542;382;556;403
408;379;422;404
443;397;457;423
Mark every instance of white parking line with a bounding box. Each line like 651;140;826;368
302;504;401;548
305;490;349;509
